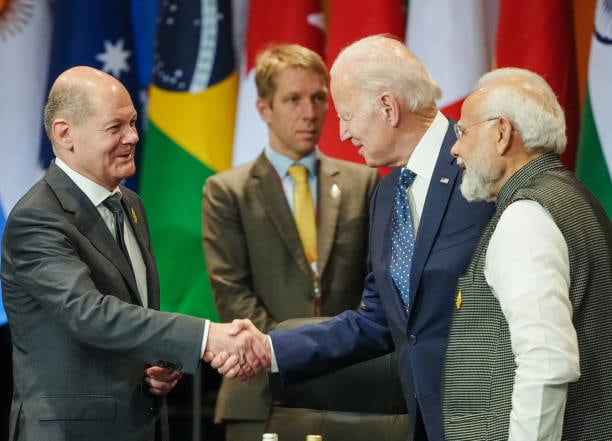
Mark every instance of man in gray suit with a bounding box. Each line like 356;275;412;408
1;66;266;441
202;44;379;441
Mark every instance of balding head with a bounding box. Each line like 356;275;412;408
43;66;139;190
43;66;129;144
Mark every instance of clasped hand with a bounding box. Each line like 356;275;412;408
205;319;271;380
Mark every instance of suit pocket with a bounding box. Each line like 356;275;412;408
37;394;116;421
444;412;491;441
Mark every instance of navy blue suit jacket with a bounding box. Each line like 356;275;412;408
270;121;494;441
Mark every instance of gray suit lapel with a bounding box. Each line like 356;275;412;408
316;155;341;278
45;163;141;305
251;154;312;279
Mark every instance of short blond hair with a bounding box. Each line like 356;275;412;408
255;44;328;104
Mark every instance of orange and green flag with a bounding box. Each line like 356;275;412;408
139;0;237;319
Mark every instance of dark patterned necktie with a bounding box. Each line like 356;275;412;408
390;168;417;310
103;193;132;270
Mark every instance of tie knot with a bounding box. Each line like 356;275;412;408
103;193;123;214
288;164;309;183
398;168;416;190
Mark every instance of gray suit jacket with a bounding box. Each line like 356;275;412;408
202;151;379;420
2;162;206;441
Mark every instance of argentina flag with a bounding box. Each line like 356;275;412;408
0;0;53;326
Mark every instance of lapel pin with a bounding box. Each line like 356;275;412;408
455;289;462;309
440;177;450;184
330;183;341;199
131;207;138;224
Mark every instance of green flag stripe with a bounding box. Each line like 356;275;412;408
140;121;219;320
576;88;612;219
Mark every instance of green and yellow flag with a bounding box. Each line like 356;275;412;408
140;1;237;319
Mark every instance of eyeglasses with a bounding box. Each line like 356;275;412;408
454;117;499;140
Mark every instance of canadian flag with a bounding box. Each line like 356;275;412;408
231;0;324;166
319;0;405;165
406;0;499;120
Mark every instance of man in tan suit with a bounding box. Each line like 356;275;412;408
202;44;379;440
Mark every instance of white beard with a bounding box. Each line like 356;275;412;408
457;155;500;202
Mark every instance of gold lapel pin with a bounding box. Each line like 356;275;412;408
455;289;462;309
131;207;138;224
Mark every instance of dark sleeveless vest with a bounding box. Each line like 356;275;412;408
442;153;612;440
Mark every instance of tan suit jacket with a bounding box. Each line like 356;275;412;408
202;151;379;420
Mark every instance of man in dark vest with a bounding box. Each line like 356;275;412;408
443;67;612;441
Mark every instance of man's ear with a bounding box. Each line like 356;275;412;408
256;97;272;123
380;92;399;127
51;119;74;152
496;117;513;155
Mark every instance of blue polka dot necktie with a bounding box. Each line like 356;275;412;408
390;168;417;311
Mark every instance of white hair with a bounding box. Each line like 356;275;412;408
475;68;566;154
330;34;441;112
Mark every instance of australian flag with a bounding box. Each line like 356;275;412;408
40;0;145;190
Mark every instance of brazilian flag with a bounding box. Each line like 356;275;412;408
140;0;237;319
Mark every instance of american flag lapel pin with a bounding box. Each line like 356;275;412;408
440;177;450;184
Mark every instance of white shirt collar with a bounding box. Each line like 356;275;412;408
54;158;119;207
405;111;449;179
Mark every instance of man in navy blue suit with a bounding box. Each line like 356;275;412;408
209;35;494;441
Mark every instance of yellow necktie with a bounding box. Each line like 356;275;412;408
288;164;318;265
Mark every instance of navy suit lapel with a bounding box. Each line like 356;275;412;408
45;163;141;305
408;123;459;311
251;154;312;280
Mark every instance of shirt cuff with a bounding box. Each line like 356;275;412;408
268;335;279;373
200;319;210;358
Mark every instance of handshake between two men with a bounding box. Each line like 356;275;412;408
145;319;267;396
206;319;271;380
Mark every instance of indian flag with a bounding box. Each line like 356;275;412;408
139;0;237;319
576;0;612;217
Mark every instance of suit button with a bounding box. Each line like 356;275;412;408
409;334;417;345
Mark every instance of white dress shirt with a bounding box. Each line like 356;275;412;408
403;111;449;234
485;199;580;441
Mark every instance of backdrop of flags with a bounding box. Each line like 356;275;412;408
2;0;611;328
139;0;237;319
0;0;53;326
